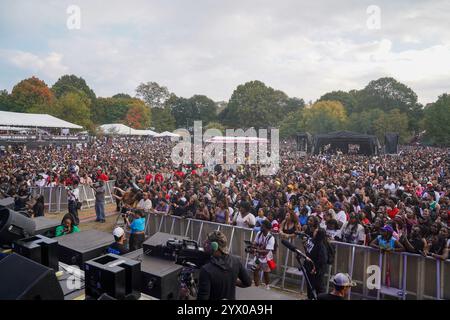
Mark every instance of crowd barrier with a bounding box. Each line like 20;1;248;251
29;180;116;213
144;213;450;300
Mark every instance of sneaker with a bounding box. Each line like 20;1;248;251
265;285;271;290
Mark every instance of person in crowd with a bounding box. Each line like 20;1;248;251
280;208;300;239
318;273;356;300
125;209;146;251
197;231;251;300
136;192;153;213
107;227;129;255
92;180;106;223
214;200;230;225
370;225;405;252
233;201;256;228
254;208;268;233
427;227;449;260
55;213;80;237
32;195;45;217
252;219;276;289
195;201;211;221
401;225;428;255
336;214;366;245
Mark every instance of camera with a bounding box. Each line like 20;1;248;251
244;240;256;254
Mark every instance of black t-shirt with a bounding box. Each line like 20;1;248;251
317;293;345;300
107;242;129;255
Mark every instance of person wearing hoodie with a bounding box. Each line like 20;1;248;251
197;231;251;300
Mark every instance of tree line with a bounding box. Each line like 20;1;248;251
0;75;448;146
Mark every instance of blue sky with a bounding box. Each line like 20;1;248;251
1;0;449;104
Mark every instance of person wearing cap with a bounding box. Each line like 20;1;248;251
317;273;356;300
370;224;405;252
197;231;251;300
107;227;129;255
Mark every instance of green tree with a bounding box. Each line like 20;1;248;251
170;97;198;128
204;121;225;134
125;100;151;129
135;81;171;108
318;90;357;114
51;74;96;102
222;80;291;128
151;107;176;132
10;77;56;113
301;101;348;133
112;93;132;99
54;92;92;129
279;109;303;138
372;108;410;143
0;89;13;111
423;94;450;146
355;77;418;114
189;95;217;124
347;108;385;134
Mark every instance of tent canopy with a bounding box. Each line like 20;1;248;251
205;136;268;144
154;131;180;138
99;124;157;136
312;131;380;155
0;111;83;129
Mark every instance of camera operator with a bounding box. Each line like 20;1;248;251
67;181;80;225
252;219;276;289
125;209;146;251
197;231;251;300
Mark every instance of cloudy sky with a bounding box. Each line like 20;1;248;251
0;0;449;104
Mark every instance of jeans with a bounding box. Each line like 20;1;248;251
95;201;105;221
68;200;79;225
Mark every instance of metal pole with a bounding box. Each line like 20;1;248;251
402;254;407;300
436;260;441;300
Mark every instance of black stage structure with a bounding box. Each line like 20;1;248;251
311;131;381;156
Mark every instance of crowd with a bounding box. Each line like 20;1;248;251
0;138;449;263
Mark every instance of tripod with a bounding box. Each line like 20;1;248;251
294;253;317;300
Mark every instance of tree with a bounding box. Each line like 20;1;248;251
125;100;151;129
301;101;348;133
222;80;291;128
279;109;303;138
10;77;55;113
170;97;198;128
347;108;385;135
318;90;357;114
355;77;418;113
135;81;171;108
189;95;217;124
423;94;450;146
112;93;132;99
92;97;140;124
54;92;93;129
51;74;96;102
151;107;176;132
372;108;410;143
0;90;12;111
204;122;225;134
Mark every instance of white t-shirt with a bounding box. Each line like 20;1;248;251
235;213;256;229
254;231;275;263
336;210;347;225
137;199;153;212
337;222;366;244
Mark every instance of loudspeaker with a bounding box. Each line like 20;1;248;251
0;197;15;210
84;253;141;300
0;253;64;300
125;249;183;300
34;216;60;238
0;208;36;245
57;230;114;267
12;235;59;271
385;133;399;154
143;232;189;260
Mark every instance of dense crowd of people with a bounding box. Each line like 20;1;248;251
0;138;449;263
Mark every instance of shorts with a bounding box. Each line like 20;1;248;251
253;259;271;273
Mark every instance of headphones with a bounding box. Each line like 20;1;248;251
210;241;219;252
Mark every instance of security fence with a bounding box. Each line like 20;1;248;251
144;213;450;300
29;180;116;213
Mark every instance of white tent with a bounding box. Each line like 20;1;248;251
205;136;268;144
154;131;181;138
99;123;157;136
0;111;83;129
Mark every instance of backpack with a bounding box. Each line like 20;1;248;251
325;240;336;265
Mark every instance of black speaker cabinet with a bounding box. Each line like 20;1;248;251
57;230;114;267
84;253;141;300
0;253;64;300
143;232;189;260
12;235;59;271
34;216;60;238
125;249;183;300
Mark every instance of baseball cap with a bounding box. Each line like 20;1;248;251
207;231;229;254
113;227;125;238
331;273;356;287
381;225;394;233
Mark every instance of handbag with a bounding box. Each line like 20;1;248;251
267;259;277;271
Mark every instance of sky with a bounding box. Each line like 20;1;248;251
0;0;449;104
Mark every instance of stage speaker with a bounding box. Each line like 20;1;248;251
84;253;141;300
57;230;114;267
12;235;59;271
0;197;15;210
0;253;64;300
0;208;36;245
124;249;183;300
385;133;399;154
143;232;189;260
34;216;60;238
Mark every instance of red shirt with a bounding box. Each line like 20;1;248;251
145;174;153;184
155;173;164;183
387;207;399;219
98;172;109;182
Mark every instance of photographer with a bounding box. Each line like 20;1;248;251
67;181;80;225
197;231;251;300
125;209;146;251
92;180;106;223
252;219;276;289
